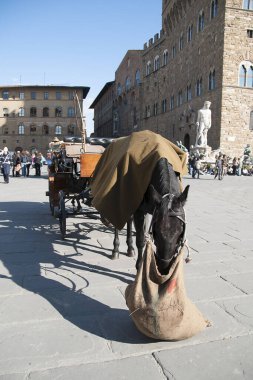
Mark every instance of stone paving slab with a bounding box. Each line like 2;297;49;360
216;294;253;329
0;318;114;375
221;272;253;294
0;355;166;380
154;334;253;380
185;276;244;302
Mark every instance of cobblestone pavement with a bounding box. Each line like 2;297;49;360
0;169;253;379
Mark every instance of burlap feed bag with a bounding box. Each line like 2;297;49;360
125;241;209;340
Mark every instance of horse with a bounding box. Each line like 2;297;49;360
111;157;190;275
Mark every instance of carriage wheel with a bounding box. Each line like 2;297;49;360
58;190;66;238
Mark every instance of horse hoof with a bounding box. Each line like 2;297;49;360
111;251;119;260
127;249;135;257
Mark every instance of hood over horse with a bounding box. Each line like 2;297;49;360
90;131;189;274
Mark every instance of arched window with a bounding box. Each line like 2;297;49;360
177;90;183;106
162;99;167;113
246;66;253;87
239;65;247;86
179;33;184;51
125;76;131;91
67;107;75;117
172;45;176;58
67;124;75;135
163;50;169;65
239;62;253;87
55;107;62;117
187;24;193;42
209;69;216;90
135;69;141;85
43;107;49;117
19;107;25;117
211;0;218;19
198;10;205;32
196;77;203;96
117;83;122;96
146;61;152;75
154;56;160;71
18;124;25;135
55;125;62;135
30;107;37;117
186;84;192;101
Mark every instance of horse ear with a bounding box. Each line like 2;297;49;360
147;184;162;205
179;184;190;206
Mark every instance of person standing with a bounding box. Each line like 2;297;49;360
34;153;41;176
232;157;238;175
195;158;201;179
0;147;11;183
14;151;21;177
214;154;223;180
21;151;28;177
26;152;32;177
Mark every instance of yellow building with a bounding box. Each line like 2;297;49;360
0;85;89;154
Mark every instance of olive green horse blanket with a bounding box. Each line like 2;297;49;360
91;130;187;230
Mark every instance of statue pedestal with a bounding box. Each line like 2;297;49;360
190;145;212;158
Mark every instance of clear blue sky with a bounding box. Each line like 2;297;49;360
0;0;161;135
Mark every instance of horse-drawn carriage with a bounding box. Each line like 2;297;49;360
46;136;113;237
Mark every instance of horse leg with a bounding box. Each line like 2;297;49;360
112;228;120;260
133;210;145;271
126;216;135;257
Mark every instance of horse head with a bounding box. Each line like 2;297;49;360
148;184;190;274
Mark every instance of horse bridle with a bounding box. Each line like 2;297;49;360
149;193;186;265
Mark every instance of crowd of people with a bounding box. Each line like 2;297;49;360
188;152;253;180
0;147;45;184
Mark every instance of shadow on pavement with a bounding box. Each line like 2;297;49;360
0;201;153;344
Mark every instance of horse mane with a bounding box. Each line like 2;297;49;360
150;157;181;196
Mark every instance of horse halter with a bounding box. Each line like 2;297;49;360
150;192;187;265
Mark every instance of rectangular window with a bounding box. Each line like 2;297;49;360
170;96;174;110
153;102;158;116
187;24;193;42
19;92;24;100
2;91;9;99
162;99;167;113
177;91;183;106
243;0;253;10
56;91;62;100
247;29;253;38
44;92;49;100
172;45;176;58
69;91;74;100
31;91;36;100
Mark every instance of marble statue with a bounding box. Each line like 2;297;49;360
195;101;212;147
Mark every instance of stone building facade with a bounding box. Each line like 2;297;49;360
90;81;115;136
93;0;253;156
142;0;253;155
0;85;89;154
113;50;143;136
92;50;143;137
